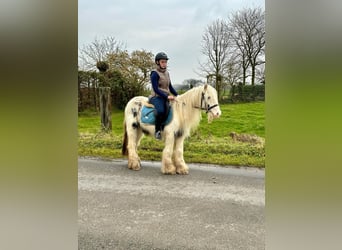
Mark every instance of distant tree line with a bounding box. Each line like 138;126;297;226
178;76;264;103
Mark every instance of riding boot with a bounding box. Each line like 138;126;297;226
161;102;170;131
155;114;163;140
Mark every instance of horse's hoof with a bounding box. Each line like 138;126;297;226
176;169;189;175
162;171;176;175
131;163;141;171
128;161;141;171
161;165;176;175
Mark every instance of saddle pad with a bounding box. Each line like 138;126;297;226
141;106;173;126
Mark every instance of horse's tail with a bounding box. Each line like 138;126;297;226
122;121;128;156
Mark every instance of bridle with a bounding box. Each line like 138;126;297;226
194;92;219;113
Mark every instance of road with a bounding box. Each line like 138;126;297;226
78;158;265;250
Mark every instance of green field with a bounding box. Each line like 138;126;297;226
78;102;265;167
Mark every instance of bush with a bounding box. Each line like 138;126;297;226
230;84;265;103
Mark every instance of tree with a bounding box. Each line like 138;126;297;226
96;61;109;73
107;49;154;103
256;63;265;84
199;19;231;99
78;36;125;70
182;79;203;89
129;50;155;89
78;42;155;110
229;7;265;86
222;57;242;99
223;57;241;88
78;70;100;111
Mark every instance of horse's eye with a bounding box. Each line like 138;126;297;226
207;96;211;100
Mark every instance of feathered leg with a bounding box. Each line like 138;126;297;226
161;133;176;175
173;136;189;174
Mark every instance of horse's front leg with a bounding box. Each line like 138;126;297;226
127;127;142;171
161;133;176;175
173;136;189;175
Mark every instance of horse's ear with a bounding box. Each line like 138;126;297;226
204;84;208;91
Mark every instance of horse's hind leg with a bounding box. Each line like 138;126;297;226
173;137;189;175
127;124;142;171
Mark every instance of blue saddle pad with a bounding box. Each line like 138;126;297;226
141;106;173;126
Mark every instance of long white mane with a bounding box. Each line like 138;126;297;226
171;85;205;137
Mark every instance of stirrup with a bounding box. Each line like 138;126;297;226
155;131;162;140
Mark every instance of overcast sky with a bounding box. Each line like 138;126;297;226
79;0;264;85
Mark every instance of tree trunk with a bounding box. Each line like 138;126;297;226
87;78;91;108
93;80;97;111
242;66;246;85
251;64;255;86
215;73;221;100
230;85;236;103
251;64;256;101
99;87;112;132
238;82;244;101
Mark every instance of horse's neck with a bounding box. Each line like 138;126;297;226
176;87;202;130
178;87;202;108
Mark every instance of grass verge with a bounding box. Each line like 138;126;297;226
78;102;265;168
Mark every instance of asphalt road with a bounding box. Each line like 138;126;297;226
78;158;265;250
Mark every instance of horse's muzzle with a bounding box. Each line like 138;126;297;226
212;108;221;118
214;111;221;118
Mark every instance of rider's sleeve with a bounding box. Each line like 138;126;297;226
169;82;178;96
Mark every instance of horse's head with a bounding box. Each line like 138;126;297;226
201;84;222;123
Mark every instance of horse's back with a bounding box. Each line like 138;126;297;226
125;96;149;110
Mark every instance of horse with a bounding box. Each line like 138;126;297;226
122;84;221;175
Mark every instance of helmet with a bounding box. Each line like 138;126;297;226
155;52;169;63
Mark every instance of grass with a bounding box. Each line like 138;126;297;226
78;102;265;168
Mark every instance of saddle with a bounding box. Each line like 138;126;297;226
141;105;173;126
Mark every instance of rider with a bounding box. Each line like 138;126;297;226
149;52;178;140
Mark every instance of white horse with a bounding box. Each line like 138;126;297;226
122;84;221;175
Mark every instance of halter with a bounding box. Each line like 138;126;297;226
195;92;219;113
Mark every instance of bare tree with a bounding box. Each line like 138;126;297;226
78;36;125;70
223;57;241;88
229;7;265;85
198;19;231;99
256;63;265;84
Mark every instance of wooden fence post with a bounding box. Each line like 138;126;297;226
99;87;112;131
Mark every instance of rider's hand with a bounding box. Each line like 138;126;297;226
168;95;176;101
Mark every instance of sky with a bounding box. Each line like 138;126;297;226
78;0;264;85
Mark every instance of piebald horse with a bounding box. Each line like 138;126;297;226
122;84;221;174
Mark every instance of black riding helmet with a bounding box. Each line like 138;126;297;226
155;52;169;63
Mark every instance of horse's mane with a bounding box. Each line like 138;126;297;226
172;85;204;137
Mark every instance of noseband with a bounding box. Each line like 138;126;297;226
195;92;219;113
